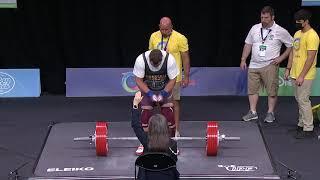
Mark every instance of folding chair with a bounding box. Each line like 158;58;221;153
134;152;177;180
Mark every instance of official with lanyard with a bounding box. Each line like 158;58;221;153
161;34;171;51
259;28;272;57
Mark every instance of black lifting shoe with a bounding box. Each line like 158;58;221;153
295;130;315;139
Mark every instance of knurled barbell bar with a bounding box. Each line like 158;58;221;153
73;121;240;156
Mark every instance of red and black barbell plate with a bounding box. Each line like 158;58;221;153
95;122;108;156
94;121;219;156
206;121;218;156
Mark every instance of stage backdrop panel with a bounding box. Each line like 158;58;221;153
260;68;320;96
0;69;41;97
302;0;320;6
66;67;247;97
0;0;17;8
66;67;320;97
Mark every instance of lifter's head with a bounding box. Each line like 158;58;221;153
148;114;170;152
159;17;173;37
149;49;163;68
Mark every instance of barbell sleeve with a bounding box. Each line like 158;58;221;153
172;137;206;140
221;136;241;141
107;137;138;140
74;136;93;141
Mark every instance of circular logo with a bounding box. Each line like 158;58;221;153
121;72;139;93
0;72;15;94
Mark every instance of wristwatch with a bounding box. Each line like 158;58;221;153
133;104;138;109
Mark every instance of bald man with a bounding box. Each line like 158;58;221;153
149;17;190;138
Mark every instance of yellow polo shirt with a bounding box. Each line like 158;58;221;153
291;28;319;80
149;30;189;82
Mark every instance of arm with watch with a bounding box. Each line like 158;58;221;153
135;76;157;101
131;92;148;148
284;50;293;80
161;78;176;97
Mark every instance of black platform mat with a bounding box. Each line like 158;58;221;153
30;121;280;179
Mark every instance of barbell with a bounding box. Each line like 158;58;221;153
74;121;240;156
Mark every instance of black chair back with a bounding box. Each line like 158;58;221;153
134;152;177;179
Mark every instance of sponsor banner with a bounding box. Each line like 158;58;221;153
302;0;320;6
0;0;17;8
66;67;247;97
66;68;137;97
181;67;247;96
260;68;320;96
66;67;320;97
0;69;41;97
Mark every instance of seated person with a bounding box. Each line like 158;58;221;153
133;49;179;154
131;91;179;180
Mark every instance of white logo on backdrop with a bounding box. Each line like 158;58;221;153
279;76;293;87
0;72;15;94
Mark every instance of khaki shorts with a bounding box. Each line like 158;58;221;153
248;64;279;96
172;82;181;101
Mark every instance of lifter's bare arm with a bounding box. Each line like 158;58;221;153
164;78;176;93
135;77;150;93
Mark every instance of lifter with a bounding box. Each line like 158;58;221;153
133;49;179;155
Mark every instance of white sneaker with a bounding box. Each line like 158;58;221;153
242;110;258;121
135;144;144;156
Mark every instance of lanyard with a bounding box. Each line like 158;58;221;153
161;35;171;51
260;28;272;44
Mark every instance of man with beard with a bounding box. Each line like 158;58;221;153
149;17;190;138
240;6;293;123
133;49;179;155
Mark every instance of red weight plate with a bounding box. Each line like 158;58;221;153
206;121;218;156
95;122;108;156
